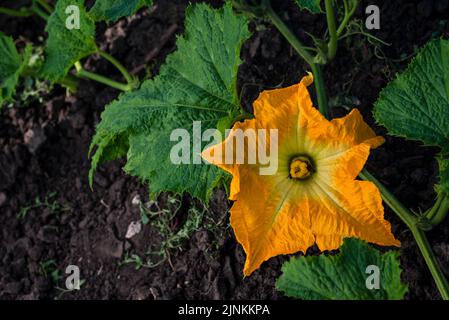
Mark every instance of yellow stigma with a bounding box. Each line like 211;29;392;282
290;156;313;180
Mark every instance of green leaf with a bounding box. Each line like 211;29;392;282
0;33;32;107
89;0;153;22
373;39;449;192
276;238;408;300
0;33;21;107
293;0;323;14
90;3;250;202
41;0;97;82
374;39;449;152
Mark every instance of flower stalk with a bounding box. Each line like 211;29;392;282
324;0;338;61
98;50;137;88
72;49;138;91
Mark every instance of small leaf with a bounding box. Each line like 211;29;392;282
41;0;97;82
293;0;323;14
0;33;32;107
90;3;251;202
276;238;408;300
89;0;154;22
374;39;449;192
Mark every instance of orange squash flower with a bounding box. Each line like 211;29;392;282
202;74;400;276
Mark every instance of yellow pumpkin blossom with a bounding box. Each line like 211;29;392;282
202;74;400;276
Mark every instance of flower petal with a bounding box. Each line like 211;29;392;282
309;177;400;250
330;109;385;149
201;119;260;200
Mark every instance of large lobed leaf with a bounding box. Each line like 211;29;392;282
374;39;449;192
276;238;408;300
90;3;250;202
41;0;97;82
89;0;154;22
0;33;32;107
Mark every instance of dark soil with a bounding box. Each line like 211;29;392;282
1;0;449;300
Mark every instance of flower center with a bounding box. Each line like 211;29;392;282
289;156;314;180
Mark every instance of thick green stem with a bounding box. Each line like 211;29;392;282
412;228;449;300
310;64;330;119
360;169;449;300
98;50;136;87
324;0;338;61
74;62;134;92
